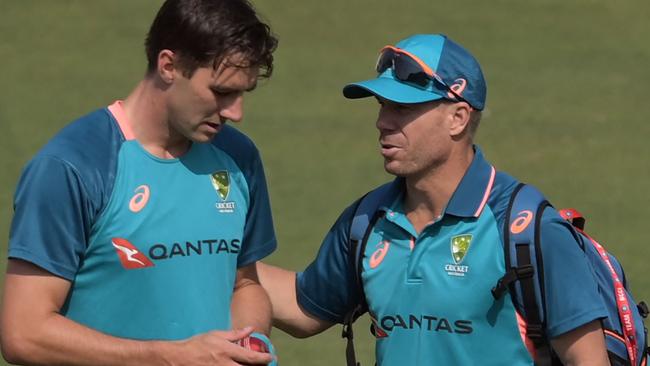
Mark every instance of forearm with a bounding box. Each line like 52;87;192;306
2;261;273;366
231;279;273;335
1;260;182;366
256;262;332;338
2;310;173;366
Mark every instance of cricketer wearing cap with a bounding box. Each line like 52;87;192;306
2;1;278;365
259;34;610;365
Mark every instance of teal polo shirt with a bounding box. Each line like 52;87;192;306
297;147;606;365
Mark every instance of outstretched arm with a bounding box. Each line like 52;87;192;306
0;259;273;366
256;262;333;338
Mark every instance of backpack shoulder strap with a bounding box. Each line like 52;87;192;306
492;183;557;365
349;182;395;284
342;181;398;366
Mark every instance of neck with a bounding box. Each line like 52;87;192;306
403;145;474;233
121;78;190;159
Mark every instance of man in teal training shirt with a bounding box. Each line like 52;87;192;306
259;34;610;365
2;0;279;365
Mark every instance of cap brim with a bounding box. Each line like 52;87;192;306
343;77;445;104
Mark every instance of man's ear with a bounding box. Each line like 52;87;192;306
156;49;176;84
448;102;472;137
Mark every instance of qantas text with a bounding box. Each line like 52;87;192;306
149;239;240;260
379;314;473;334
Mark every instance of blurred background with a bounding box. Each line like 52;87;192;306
1;1;649;365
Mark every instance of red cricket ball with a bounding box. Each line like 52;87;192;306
238;336;269;353
238;335;271;365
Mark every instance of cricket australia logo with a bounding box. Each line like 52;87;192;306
445;234;472;277
210;171;236;213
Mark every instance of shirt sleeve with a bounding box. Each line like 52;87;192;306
236;149;277;267
8;156;93;280
296;201;362;323
539;207;608;337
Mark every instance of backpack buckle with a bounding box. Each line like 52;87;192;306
526;323;545;341
492;277;509;299
492;265;535;299
515;265;534;278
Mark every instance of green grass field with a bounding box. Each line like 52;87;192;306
1;1;649;365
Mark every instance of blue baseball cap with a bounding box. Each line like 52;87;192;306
343;34;487;110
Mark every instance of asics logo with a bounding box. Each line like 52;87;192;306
510;210;534;234
369;241;390;269
129;185;150;213
111;238;154;269
447;78;467;100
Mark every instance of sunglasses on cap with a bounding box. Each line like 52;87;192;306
375;45;469;105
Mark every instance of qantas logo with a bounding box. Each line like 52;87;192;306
378;313;473;335
111;237;240;270
148;239;240;259
370;314;388;338
111;238;155;269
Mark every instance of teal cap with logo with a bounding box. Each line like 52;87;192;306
343;34;487;110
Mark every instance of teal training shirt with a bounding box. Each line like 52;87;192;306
297;146;607;365
9;101;277;340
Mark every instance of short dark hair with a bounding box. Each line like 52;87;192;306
145;0;277;78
